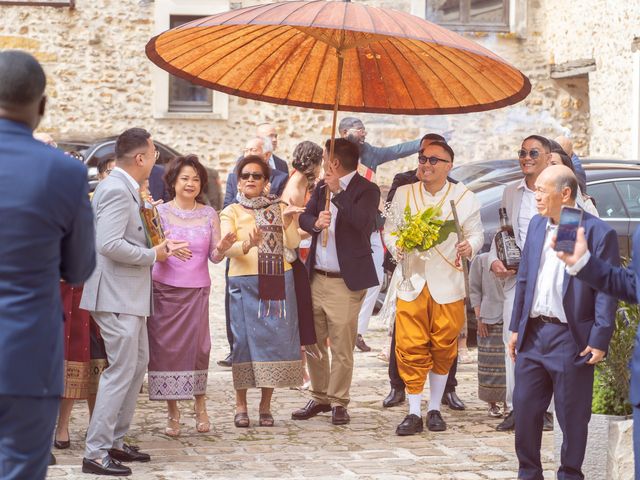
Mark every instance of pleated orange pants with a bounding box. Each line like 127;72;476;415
395;284;465;394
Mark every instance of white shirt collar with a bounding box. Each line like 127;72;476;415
517;177;535;193
421;180;449;198
112;166;140;190
267;155;275;170
339;170;358;190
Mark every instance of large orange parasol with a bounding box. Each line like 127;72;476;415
146;0;530;244
146;0;530;116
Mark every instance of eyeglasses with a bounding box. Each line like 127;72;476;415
418;155;451;165
518;149;541;160
131;150;160;161
240;172;265;181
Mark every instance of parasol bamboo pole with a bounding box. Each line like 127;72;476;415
322;51;345;247
450;200;470;327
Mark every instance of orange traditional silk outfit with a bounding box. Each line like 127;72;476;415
384;180;484;394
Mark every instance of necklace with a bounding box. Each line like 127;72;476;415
172;200;197;211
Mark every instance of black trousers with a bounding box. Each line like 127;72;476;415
513;321;593;480
388;321;458;392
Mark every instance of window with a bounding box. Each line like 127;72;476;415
152;0;229;119
588;182;627;219
168;15;213;113
614;180;640;218
426;0;510;32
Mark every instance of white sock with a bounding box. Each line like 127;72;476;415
427;372;448;412
408;393;422;417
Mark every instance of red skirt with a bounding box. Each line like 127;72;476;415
60;283;107;399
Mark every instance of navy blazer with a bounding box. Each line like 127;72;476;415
148;164;170;203
510;212;619;354
575;226;640;405
223;163;288;209
299;173;380;291
272;153;289;175
0;119;95;397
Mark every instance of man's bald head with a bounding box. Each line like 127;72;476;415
539;164;578;200
0;50;47;130
555;136;573;157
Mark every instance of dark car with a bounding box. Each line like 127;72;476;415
58;137;223;211
450;159;520;185
468;160;640;258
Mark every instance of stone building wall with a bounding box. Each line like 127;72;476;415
0;0;637;187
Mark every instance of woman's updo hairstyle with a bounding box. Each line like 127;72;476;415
291;141;323;188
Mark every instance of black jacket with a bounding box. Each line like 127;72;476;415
299;173;380;291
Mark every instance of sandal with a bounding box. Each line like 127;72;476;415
259;413;274;427
234;412;250;428
165;416;181;437
195;410;211;433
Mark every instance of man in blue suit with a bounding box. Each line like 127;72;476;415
557;209;640;479
0;50;95;479
508;165;619;480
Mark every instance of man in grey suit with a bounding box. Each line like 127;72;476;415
80;128;187;476
488;134;551;431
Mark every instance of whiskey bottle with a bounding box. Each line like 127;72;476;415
494;207;521;271
140;190;165;247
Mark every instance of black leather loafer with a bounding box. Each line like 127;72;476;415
331;406;350;425
108;444;151;463
291;400;332;420
496;411;515;431
82;456;132;476
383;388;406;408
426;410;447;431
396;414;423;436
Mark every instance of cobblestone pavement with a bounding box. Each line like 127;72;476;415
48;262;554;479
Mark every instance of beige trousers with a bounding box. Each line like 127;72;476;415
307;274;366;408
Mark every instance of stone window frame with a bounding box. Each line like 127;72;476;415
152;0;229;120
410;0;527;37
632;39;640;160
0;0;74;6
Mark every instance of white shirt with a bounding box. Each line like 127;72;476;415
517;179;537;247
112;166;140;191
267;154;276;171
530;222;567;322
314;170;358;273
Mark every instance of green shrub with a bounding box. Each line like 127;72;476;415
592;301;639;416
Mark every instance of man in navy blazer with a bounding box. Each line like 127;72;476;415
0;51;95;480
556;215;640;479
291;138;380;425
508;165;619;480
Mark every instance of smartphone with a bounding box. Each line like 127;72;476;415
554;206;583;253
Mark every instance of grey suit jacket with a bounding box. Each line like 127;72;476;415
488;181;525;291
469;252;504;324
80;170;156;317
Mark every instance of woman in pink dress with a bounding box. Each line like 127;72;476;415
147;154;234;437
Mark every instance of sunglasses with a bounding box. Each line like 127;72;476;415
418;155;451;165
240;172;265;181
517;149;541;160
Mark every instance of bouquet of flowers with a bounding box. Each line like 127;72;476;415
385;203;456;291
391;204;455;252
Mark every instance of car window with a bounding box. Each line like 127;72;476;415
614;180;640;218
588;182;627;218
470;182;508;207
156;143;176;165
89;143;116;167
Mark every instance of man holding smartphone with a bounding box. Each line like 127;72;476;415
507;165;619;480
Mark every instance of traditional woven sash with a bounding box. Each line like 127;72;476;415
238;193;286;317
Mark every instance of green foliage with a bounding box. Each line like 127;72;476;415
592;302;639;416
391;205;456;252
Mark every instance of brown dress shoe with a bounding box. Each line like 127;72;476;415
355;334;372;352
331;406;350;425
291;400;331;420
